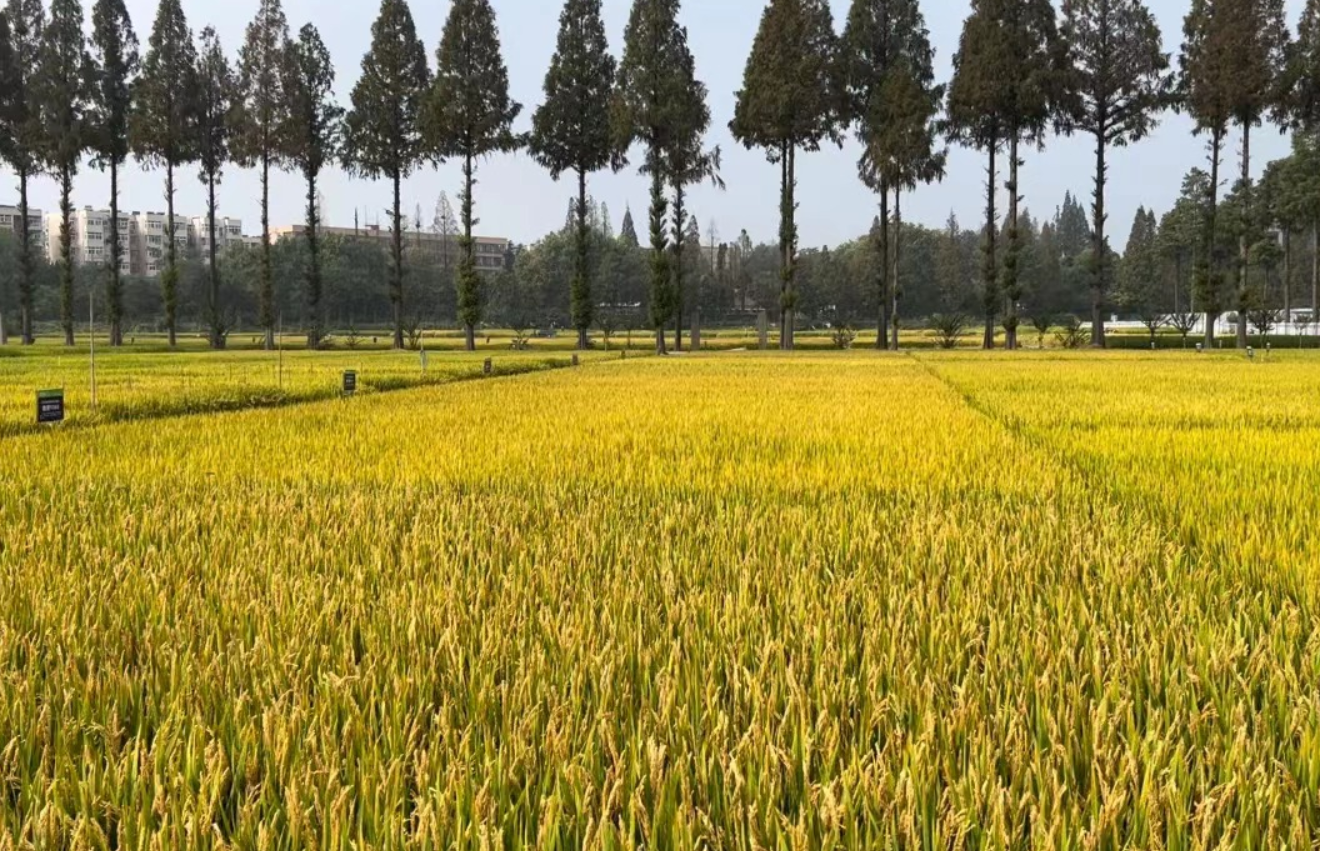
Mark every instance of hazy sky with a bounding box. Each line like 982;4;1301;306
3;0;1308;248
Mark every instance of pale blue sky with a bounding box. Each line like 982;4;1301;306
6;0;1307;247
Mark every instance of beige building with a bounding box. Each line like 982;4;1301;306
270;223;511;271
42;207;133;276
0;204;48;257
128;211;190;278
188;216;244;262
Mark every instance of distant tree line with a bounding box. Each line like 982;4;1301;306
3;0;1320;352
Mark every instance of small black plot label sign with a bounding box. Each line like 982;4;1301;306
37;389;65;424
342;370;357;396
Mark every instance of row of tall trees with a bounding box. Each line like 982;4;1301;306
0;0;523;352
9;0;1320;352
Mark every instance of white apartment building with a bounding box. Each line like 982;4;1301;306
43;207;133;276
187;215;244;262
0;204;48;256
128;211;190;278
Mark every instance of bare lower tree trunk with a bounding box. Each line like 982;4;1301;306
18;170;34;345
392;170;405;350
1236;123;1252;349
983;141;998;350
876;180;890;351
60;166;75;347
1283;230;1292;328
261;155;275;351
1090;131;1107;348
783;145;797;351
165;162;179;349
673;181;686;353
1006;135;1021;351
306;167;322;350
1203;129;1224;348
891;186;902;351
108;161;124;347
208;174;224;349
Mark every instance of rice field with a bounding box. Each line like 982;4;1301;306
1;349;1318;848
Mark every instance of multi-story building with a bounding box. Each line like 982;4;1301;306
269;223;512;271
0;204;48;257
42;208;133;276
188;215;244;261
128;211;189;278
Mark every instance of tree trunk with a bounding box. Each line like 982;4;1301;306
1203;129;1224;348
108;160;123;347
306;167;321;350
1006;134;1021;350
574;166;590;350
261;153;274;351
877;179;890;351
983;141;998;350
1236;122;1251;349
208;174;223;349
1313;218;1319;334
782;145;797;350
1090;131;1107;348
461;151;477;352
1283;229;1292;329
164;160;178;349
17;169;34;345
60;165;75;347
647;155;668;356
1174;253;1183;315
672;181;686;353
392;169;405;350
891;186;902;351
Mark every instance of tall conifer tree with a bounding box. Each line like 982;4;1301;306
2;0;43;344
232;0;289;350
614;0;683;354
131;0;198;349
732;0;841;351
842;0;944;351
343;0;430;350
426;0;522;352
1225;0;1288;347
1063;0;1172;347
37;0;92;347
947;0;1013;348
284;24;342;350
88;0;138;346
529;0;617;350
1180;0;1237;346
195;26;232;349
664;21;719;352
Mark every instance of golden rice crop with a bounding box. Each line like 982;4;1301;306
1;352;1318;848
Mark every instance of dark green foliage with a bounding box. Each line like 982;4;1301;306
664;24;719;353
529;0;617;350
1063;0;1172;347
1158;169;1210;315
131;0;198;348
0;0;44;344
36;0;92;347
88;0;138;346
843;0;946;351
1288;0;1320;134
947;0;1014;348
613;0;683;353
232;0;290;349
425;0;522;351
342;0;429;350
195;26;232;349
1118;207;1164;338
732;0;842;351
619;206;639;248
284;24;342;350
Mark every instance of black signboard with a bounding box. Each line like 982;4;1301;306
37;389;65;424
342;370;357;396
